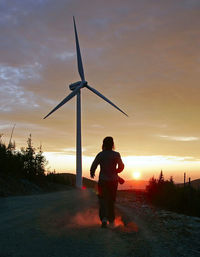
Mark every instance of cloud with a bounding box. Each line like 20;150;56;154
55;51;75;61
62;147;86;154
90;124;104;129
159;135;199;142
0;63;42;112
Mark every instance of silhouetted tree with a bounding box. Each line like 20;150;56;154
21;134;36;178
158;170;164;184
0;134;47;179
146;171;200;217
0;135;7;174
169;176;174;184
34;144;47;176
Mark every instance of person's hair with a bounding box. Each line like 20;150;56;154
102;136;114;151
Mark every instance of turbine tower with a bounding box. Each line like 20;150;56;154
44;17;128;188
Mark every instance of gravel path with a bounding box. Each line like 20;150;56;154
0;189;199;257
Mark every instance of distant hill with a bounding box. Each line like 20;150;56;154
57;173;97;188
0;173;98;197
177;178;200;190
0;174;72;197
118;180;149;190
118;178;200;191
57;174;148;190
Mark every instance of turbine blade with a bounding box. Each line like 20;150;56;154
86;85;128;117
73;16;85;81
44;83;83;119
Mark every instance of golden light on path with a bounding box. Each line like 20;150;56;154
132;171;141;180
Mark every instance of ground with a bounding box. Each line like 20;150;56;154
0;189;200;257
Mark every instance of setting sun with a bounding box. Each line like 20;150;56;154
132;171;141;180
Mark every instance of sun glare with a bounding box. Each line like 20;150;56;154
132;171;141;180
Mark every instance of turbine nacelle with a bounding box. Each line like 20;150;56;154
69;81;87;91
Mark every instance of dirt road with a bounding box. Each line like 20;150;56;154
0;189;199;257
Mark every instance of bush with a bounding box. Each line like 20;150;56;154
0;134;47;179
146;171;200;217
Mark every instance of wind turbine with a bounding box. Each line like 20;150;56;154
44;17;128;188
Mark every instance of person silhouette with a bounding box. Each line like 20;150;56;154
90;136;124;228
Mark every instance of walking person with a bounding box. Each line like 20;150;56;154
90;136;124;228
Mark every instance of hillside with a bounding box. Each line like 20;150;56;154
57;173;97;188
190;179;200;189
51;174;148;190
177;178;200;190
0;173;97;197
0;174;72;197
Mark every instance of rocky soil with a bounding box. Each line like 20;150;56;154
116;190;200;257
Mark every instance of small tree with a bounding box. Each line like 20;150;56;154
34;144;47;176
146;176;158;199
21;134;36;178
0;135;7;174
158;170;164;184
1;133;47;179
169;176;174;184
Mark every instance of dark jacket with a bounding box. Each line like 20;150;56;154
90;150;124;182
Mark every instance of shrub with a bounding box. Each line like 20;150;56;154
146;171;200;217
0;134;47;179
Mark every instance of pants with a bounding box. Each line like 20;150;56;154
98;180;118;223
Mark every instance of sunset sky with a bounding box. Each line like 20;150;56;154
1;0;200;182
